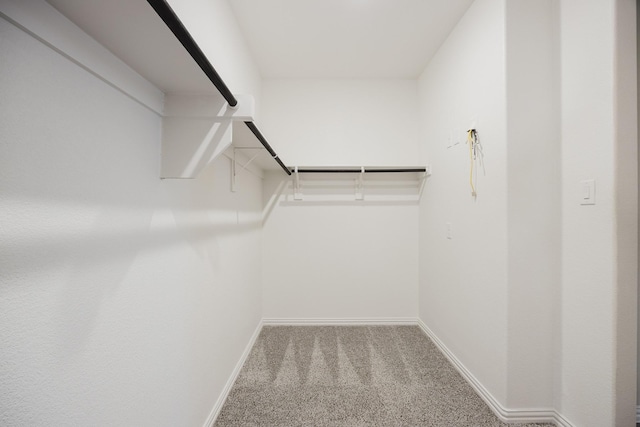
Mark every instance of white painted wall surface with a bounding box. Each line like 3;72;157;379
260;79;421;320
0;15;262;426
559;0;636;425
261;173;419;320
260;79;421;167
504;0;559;410
612;1;638;423
637;0;640;412
417;0;509;406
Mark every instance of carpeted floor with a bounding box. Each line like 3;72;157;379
215;325;555;426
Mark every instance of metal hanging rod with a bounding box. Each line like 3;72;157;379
244;122;291;175
146;0;429;180
146;0;237;107
293;167;428;174
147;0;291;175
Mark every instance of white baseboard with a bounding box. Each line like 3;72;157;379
416;319;573;427
262;317;419;325
203;319;264;427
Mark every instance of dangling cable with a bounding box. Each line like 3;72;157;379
467;129;476;197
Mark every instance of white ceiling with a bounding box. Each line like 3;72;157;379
228;0;474;78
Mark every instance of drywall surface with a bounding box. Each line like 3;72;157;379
260;78;422;167
261;173;419;320
259;79;421;320
504;0;559;409
613;0;638;424
0;16;262;427
637;0;640;411
419;0;637;422
560;0;637;425
417;0;508;405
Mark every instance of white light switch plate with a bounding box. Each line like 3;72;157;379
580;179;596;205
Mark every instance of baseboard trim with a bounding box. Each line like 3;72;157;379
203;319;264;427
262;317;419;325
416;319;573;427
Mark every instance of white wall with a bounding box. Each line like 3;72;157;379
559;0;633;425
260;79;421;320
637;0;640;411
504;0;560;410
613;0;638;422
261;79;421;167
0;11;263;427
261;174;419;320
418;0;637;424
417;0;509;406
559;0;637;425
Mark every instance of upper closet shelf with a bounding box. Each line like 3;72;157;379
39;0;431;182
146;0;290;178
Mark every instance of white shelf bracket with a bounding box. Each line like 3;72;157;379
160;93;255;179
355;166;365;200
417;164;432;198
293;166;303;200
231;149;237;192
231;147;262;192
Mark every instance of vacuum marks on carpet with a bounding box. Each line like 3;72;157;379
215;326;553;427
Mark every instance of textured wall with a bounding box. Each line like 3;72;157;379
417;0;509;405
559;0;632;425
0;16;262;426
260;79;421;167
418;0;637;423
261;173;419;320
259;79;421;320
504;0;559;409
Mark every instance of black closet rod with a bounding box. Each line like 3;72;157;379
146;0;292;176
244;122;291;175
146;0;237;107
293;168;427;174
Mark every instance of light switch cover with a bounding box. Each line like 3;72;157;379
580;179;596;205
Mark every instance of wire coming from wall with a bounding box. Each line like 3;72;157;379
467;129;484;197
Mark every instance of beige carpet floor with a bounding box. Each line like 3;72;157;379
215;325;555;427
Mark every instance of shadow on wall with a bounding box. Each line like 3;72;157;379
262;172;427;226
2;156;261;355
